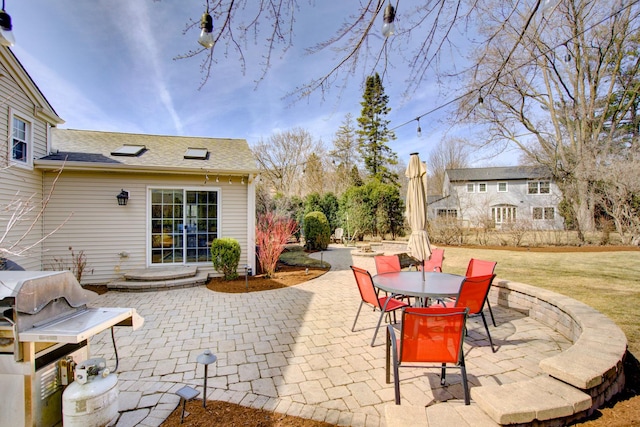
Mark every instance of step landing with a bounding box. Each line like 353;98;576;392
109;267;210;292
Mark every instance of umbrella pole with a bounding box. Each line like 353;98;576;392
422;260;425;282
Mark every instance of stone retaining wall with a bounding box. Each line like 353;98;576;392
483;278;627;424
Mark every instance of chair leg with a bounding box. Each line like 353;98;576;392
371;310;386;347
486;300;497;327
351;301;365;332
460;355;470;405
440;363;447;385
481;312;497;353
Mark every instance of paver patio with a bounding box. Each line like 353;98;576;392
89;246;571;427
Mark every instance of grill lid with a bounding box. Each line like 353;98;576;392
0;271;96;315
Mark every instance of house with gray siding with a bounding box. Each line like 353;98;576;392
428;166;564;230
0;46;260;284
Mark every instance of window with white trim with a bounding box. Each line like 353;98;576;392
533;207;555;220
478;182;487;193
10;114;32;167
436;209;458;218
492;205;517;224
528;180;551;194
498;182;508;192
466;183;475;193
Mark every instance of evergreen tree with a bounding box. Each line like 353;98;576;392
356;73;398;184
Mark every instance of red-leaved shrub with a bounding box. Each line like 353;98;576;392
256;213;298;278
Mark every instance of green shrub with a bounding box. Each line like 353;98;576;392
303;211;330;250
211;238;241;280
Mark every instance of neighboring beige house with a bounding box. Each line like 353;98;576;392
429;166;565;230
0;47;259;284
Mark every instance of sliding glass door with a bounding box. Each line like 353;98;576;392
150;189;219;264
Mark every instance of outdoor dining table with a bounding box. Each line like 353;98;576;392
372;271;465;307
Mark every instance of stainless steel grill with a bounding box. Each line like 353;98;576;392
0;270;143;427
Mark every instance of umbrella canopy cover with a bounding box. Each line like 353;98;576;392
405;153;431;263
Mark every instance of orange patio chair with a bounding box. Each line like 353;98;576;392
374;254;401;274
386;306;470;405
419;248;445;272
465;258;498;326
350;266;409;347
445;274;497;352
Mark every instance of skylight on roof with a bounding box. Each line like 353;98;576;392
184;148;209;160
111;145;146;156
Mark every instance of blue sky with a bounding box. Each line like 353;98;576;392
9;1;518;166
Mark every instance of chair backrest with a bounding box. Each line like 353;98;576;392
334;228;344;239
421;248;445;272
465;258;497;277
399;307;468;364
454;274;496;315
375;255;401;274
350;266;381;308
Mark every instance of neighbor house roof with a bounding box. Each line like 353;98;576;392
35;128;259;175
446;166;552;182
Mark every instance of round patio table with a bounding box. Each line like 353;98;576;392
372;271;464;306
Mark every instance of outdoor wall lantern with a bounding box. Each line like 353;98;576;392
198;11;214;48
116;189;129;206
0;1;14;47
196;350;218;408
381;3;396;38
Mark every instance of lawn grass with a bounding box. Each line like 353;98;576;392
436;246;640;356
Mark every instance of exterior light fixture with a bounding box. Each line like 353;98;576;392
382;3;396;38
416;118;422;138
0;1;15;47
116;189;129;206
198;12;214;48
196;350;217;408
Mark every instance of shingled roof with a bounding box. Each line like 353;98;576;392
446;166;552;182
36;128;258;174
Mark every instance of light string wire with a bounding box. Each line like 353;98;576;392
389;0;640;133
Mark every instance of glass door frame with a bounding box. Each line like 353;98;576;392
147;186;221;266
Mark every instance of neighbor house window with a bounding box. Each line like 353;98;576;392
498;182;508;192
466;183;475;193
492;205;517;224
528;180;551;194
533;207;555;220
437;209;458;218
10;114;32;167
478;183;487;193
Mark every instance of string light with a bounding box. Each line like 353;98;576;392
228;177;232;184
416;118;422;137
216;175;219;183
241;176;245;184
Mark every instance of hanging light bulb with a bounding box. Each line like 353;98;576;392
228;177;232;184
241;176;245;185
477;89;485;109
564;43;572;62
0;2;15;47
416;118;422;138
381;3;396;38
215;175;219;183
198;11;215;49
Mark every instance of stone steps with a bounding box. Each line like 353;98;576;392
108;268;210;292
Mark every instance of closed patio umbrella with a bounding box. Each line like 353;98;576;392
405;152;431;279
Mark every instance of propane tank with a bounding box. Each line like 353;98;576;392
62;358;119;427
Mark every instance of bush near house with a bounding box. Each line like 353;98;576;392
211;238;241;280
303;211;330;251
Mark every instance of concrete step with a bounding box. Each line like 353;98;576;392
124;266;198;281
108;270;209;292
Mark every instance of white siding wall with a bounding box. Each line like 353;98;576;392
42;171;251;284
0;62;50;270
